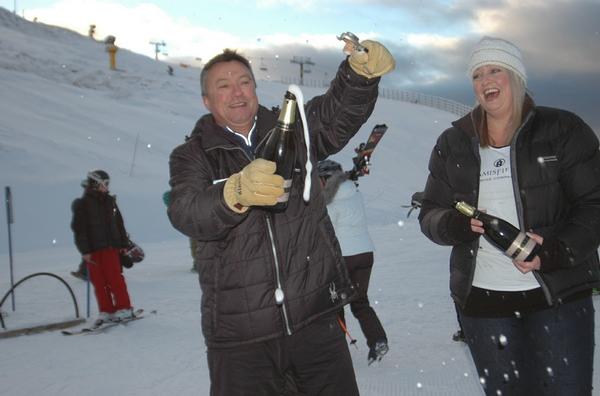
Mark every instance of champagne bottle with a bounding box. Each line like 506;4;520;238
255;90;297;212
454;201;540;261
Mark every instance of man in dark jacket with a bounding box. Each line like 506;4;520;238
71;170;135;325
168;40;394;395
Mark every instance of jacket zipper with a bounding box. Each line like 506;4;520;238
265;215;293;335
509;112;553;306
211;139;294;333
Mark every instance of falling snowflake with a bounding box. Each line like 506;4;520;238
498;334;508;347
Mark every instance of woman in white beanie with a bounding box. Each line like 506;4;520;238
419;36;600;395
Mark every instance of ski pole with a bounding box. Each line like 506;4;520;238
337;315;358;348
86;262;91;318
5;186;15;311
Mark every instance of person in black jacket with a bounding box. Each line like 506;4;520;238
168;40;394;396
419;36;600;396
71;170;135;325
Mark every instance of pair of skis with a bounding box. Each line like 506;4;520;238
61;308;146;335
347;124;387;181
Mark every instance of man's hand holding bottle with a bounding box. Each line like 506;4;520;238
223;159;284;213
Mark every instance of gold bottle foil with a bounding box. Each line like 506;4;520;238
454;201;475;217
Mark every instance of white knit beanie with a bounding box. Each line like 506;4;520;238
467;36;527;83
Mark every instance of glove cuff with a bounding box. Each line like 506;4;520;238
223;173;248;214
348;57;372;78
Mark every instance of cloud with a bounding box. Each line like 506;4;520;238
405;34;460;49
467;0;600;75
256;0;317;9
23;0;600;131
27;0;242;62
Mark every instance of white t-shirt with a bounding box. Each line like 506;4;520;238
472;146;539;291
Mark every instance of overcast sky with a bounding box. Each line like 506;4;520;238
3;0;600;130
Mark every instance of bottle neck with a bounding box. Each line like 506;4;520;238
278;92;297;126
455;201;476;217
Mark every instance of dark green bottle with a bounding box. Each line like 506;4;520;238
454;201;540;261
255;91;297;212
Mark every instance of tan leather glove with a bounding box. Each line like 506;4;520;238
223;159;285;213
348;40;395;78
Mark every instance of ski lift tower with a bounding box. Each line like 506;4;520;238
149;41;166;60
259;57;268;72
290;56;315;86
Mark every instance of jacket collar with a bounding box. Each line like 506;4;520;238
189;105;278;151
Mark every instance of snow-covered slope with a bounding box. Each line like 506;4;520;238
1;7;597;396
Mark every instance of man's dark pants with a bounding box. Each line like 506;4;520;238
207;313;359;396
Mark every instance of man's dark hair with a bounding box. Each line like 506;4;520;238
200;49;256;96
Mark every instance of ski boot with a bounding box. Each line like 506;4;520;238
70;270;87;281
113;308;135;322
94;312;113;327
452;329;466;343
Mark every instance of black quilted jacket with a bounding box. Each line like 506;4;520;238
168;60;380;348
419;98;600;307
71;189;128;255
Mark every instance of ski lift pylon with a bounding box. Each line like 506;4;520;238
259;57;268;72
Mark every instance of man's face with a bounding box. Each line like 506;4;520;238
202;60;259;136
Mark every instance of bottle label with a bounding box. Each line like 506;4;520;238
277;179;292;203
506;232;537;261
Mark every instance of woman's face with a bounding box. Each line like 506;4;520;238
472;65;513;119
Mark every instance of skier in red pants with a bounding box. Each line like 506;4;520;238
71;170;135;325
